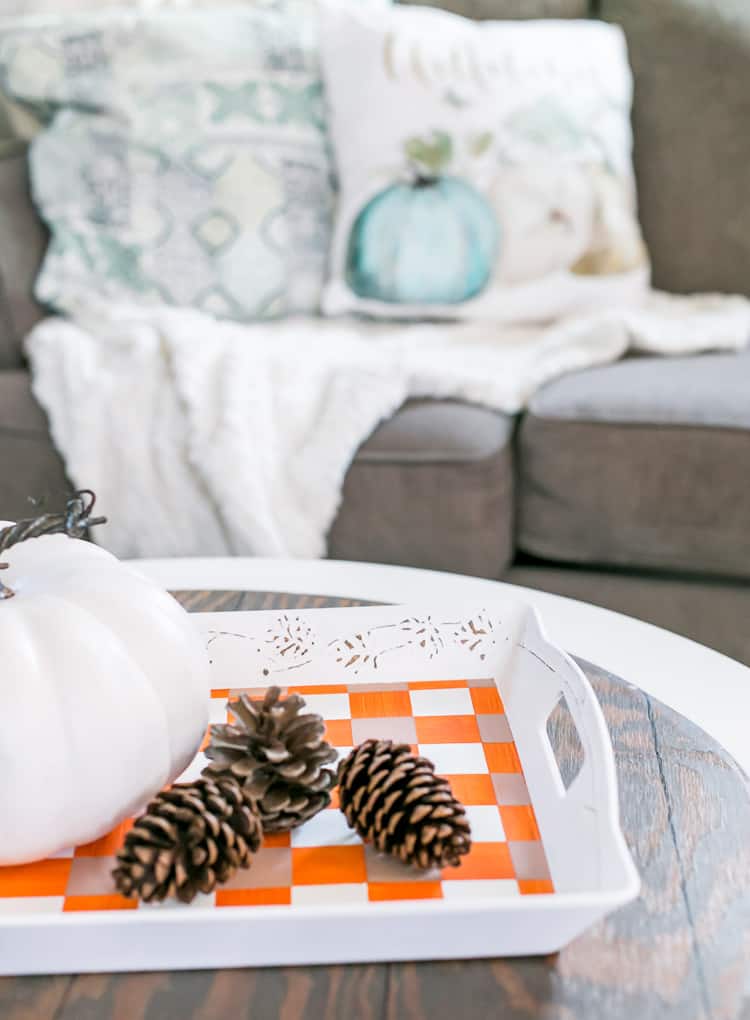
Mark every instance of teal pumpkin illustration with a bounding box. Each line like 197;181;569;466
345;131;498;305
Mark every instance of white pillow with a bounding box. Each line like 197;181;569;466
321;5;650;323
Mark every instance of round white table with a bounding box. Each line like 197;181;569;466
133;557;750;773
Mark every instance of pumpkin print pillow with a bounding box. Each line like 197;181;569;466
320;5;650;323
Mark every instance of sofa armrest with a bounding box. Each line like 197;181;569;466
0;272;21;370
0;151;48;369
0;370;70;518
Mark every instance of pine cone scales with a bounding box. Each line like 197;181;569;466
338;739;472;870
203;686;338;831
113;778;261;904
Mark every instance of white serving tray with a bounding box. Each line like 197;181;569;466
0;601;638;974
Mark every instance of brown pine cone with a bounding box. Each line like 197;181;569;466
338;739;472;870
112;777;261;904
203;686;338;832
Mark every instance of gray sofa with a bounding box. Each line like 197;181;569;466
2;0;750;666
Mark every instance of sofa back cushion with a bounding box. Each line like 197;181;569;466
0;152;47;368
600;0;750;297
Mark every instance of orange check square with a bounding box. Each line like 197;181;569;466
324;719;353;746
368;882;443;901
0;859;72;898
518;879;554;895
484;742;522;773
75;820;133;858
210;688;230;700
263;832;291;849
292;846;366;886
415;716;480;744
470;687;505;714
442;774;497;805
217;887;291;907
63;895;137;912
500;805;541;841
445;842;514;881
349;690;412;718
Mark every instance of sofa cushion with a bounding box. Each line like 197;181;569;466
602;0;750;297
0;370;70;520
529;350;750;429
0;153;48;366
329;399;514;578
517;351;750;578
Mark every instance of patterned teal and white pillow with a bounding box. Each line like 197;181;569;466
0;4;369;319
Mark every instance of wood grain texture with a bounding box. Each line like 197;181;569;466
3;590;748;1020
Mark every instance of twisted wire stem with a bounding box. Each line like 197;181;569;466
0;490;107;600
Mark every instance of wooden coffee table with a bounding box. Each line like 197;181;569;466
2;582;749;1020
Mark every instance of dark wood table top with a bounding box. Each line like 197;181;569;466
3;590;749;1020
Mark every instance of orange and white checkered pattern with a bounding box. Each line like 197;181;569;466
0;679;553;915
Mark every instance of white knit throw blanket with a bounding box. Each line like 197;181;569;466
25;293;750;559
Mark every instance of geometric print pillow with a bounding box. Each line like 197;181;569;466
0;5;346;319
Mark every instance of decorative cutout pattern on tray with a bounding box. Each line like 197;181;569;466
206;610;507;677
0;680;553;914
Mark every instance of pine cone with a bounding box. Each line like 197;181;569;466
112;777;261;904
338;739;472;870
203;686;338;832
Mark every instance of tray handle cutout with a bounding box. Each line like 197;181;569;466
545;694;585;792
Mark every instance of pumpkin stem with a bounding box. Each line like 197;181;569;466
0;490;107;600
405;161;437;189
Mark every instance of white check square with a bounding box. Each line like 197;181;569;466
291;808;360;848
464;805;505;842
292;884;368;906
409;688;474;717
0;897;65;915
418;743;488;775
209;700;229;725
297;693;351;720
177;751;209;784
442;880;520;900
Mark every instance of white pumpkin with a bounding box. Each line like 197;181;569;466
0;528;209;865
